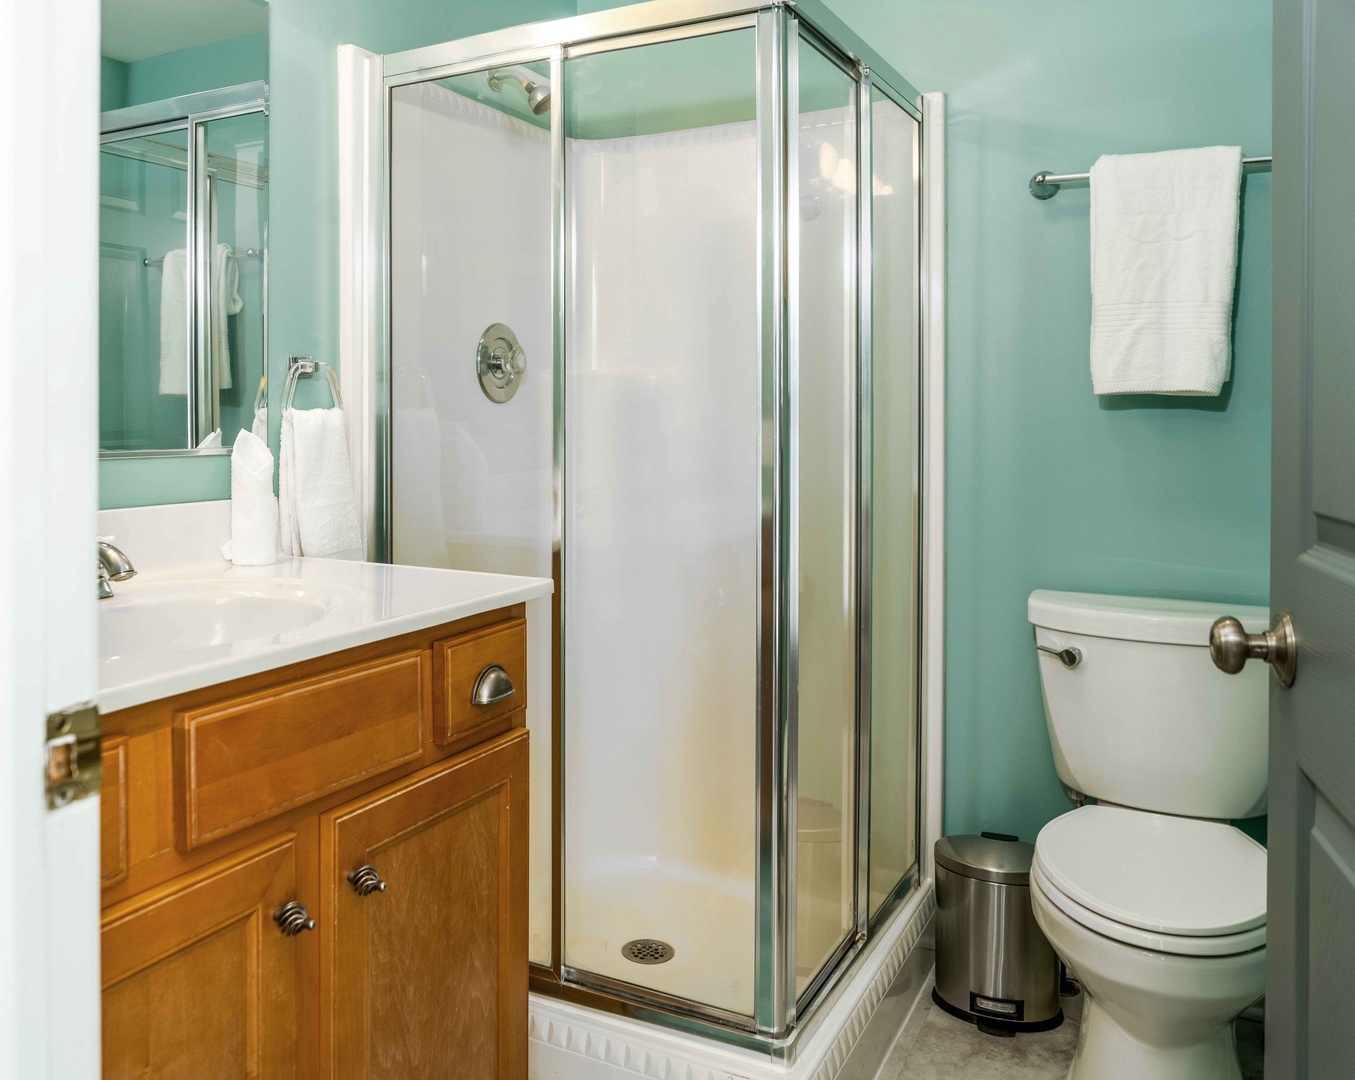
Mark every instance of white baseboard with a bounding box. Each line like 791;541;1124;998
529;881;936;1080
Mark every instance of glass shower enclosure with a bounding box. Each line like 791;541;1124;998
384;0;923;1046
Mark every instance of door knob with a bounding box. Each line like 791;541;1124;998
1209;612;1297;688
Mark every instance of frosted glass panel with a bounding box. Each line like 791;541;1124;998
563;29;759;1017
794;38;858;996
868;90;920;917
388;72;554;964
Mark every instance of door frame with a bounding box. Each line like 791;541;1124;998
0;1;103;1078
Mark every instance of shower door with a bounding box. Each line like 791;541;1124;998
561;24;761;1021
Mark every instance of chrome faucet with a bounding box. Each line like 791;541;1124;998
98;539;136;599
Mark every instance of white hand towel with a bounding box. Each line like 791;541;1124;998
210;242;242;390
158;248;189;395
279;407;363;559
222;428;278;566
1089;146;1242;395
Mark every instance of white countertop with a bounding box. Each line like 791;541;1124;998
99;556;552;714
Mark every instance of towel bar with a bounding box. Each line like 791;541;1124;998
1029;156;1272;200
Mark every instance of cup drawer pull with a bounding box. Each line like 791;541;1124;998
472;665;516;706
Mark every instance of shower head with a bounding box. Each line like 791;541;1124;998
487;67;552;116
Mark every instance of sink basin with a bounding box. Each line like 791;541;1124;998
101;580;340;659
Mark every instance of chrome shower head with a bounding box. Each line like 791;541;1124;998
486;67;552;115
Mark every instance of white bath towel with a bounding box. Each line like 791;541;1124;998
279;407;363;559
221;428;279;566
1089;146;1242;395
158;248;189;394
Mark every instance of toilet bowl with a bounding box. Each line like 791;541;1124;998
1030;805;1265;1080
1028;590;1271;1080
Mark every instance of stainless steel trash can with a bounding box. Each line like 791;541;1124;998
933;834;1062;1035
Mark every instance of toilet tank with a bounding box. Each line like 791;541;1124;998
1028;590;1270;820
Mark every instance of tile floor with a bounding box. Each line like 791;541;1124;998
867;931;1265;1080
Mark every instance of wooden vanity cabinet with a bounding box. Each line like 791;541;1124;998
100;605;530;1080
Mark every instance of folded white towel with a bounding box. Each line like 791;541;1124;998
222;428;278;566
158;248;189;395
279;407;363;559
1089;146;1242;395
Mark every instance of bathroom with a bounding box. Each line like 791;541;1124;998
1;0;1350;1078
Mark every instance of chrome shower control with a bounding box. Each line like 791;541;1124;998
476;322;526;404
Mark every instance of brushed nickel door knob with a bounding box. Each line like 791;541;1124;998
273;900;316;936
347;865;388;897
1209;612;1297;688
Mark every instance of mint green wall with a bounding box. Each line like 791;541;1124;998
581;0;1273;844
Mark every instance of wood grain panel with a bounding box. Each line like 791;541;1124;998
101;736;128;888
433;618;527;745
320;730;529;1080
175;651;427;849
101;835;301;1080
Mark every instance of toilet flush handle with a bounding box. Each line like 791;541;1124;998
1209;613;1298;688
1037;644;1082;668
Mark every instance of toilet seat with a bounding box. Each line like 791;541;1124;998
1031;861;1265;957
1033;805;1266;951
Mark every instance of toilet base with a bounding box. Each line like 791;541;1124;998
1071;994;1243;1080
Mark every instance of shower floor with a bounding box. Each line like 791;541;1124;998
565;863;756;1017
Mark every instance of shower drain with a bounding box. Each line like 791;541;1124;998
621;939;676;965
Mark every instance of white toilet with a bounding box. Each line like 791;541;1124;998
1027;590;1270;1080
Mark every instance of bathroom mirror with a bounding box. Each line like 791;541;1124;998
99;0;269;456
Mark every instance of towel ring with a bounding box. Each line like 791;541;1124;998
283;356;343;411
252;373;268;421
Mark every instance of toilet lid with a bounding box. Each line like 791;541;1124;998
1034;806;1266;936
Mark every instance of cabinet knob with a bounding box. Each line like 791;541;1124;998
347;865;388;897
273;900;316;937
472;664;516;706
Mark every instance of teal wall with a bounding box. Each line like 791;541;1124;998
579;0;1273;844
101;56;129;111
824;0;1273;843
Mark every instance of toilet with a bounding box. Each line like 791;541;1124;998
1027;590;1270;1080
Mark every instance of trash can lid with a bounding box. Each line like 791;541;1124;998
934;835;1034;885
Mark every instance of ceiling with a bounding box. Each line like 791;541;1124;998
102;0;267;64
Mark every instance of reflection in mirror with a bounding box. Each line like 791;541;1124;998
99;0;268;458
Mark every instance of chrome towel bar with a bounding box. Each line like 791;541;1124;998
1029;156;1272;200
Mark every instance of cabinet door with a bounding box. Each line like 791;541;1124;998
101;834;305;1080
321;729;529;1080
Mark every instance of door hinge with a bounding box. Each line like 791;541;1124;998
45;703;101;809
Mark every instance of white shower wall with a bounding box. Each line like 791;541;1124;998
389;82;555;964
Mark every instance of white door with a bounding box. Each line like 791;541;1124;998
0;1;103;1077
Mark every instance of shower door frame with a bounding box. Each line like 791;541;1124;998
377;0;930;1052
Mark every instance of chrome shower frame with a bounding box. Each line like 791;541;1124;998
377;0;928;1055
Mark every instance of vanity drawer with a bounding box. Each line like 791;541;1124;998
174;650;427;850
433;618;527;745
